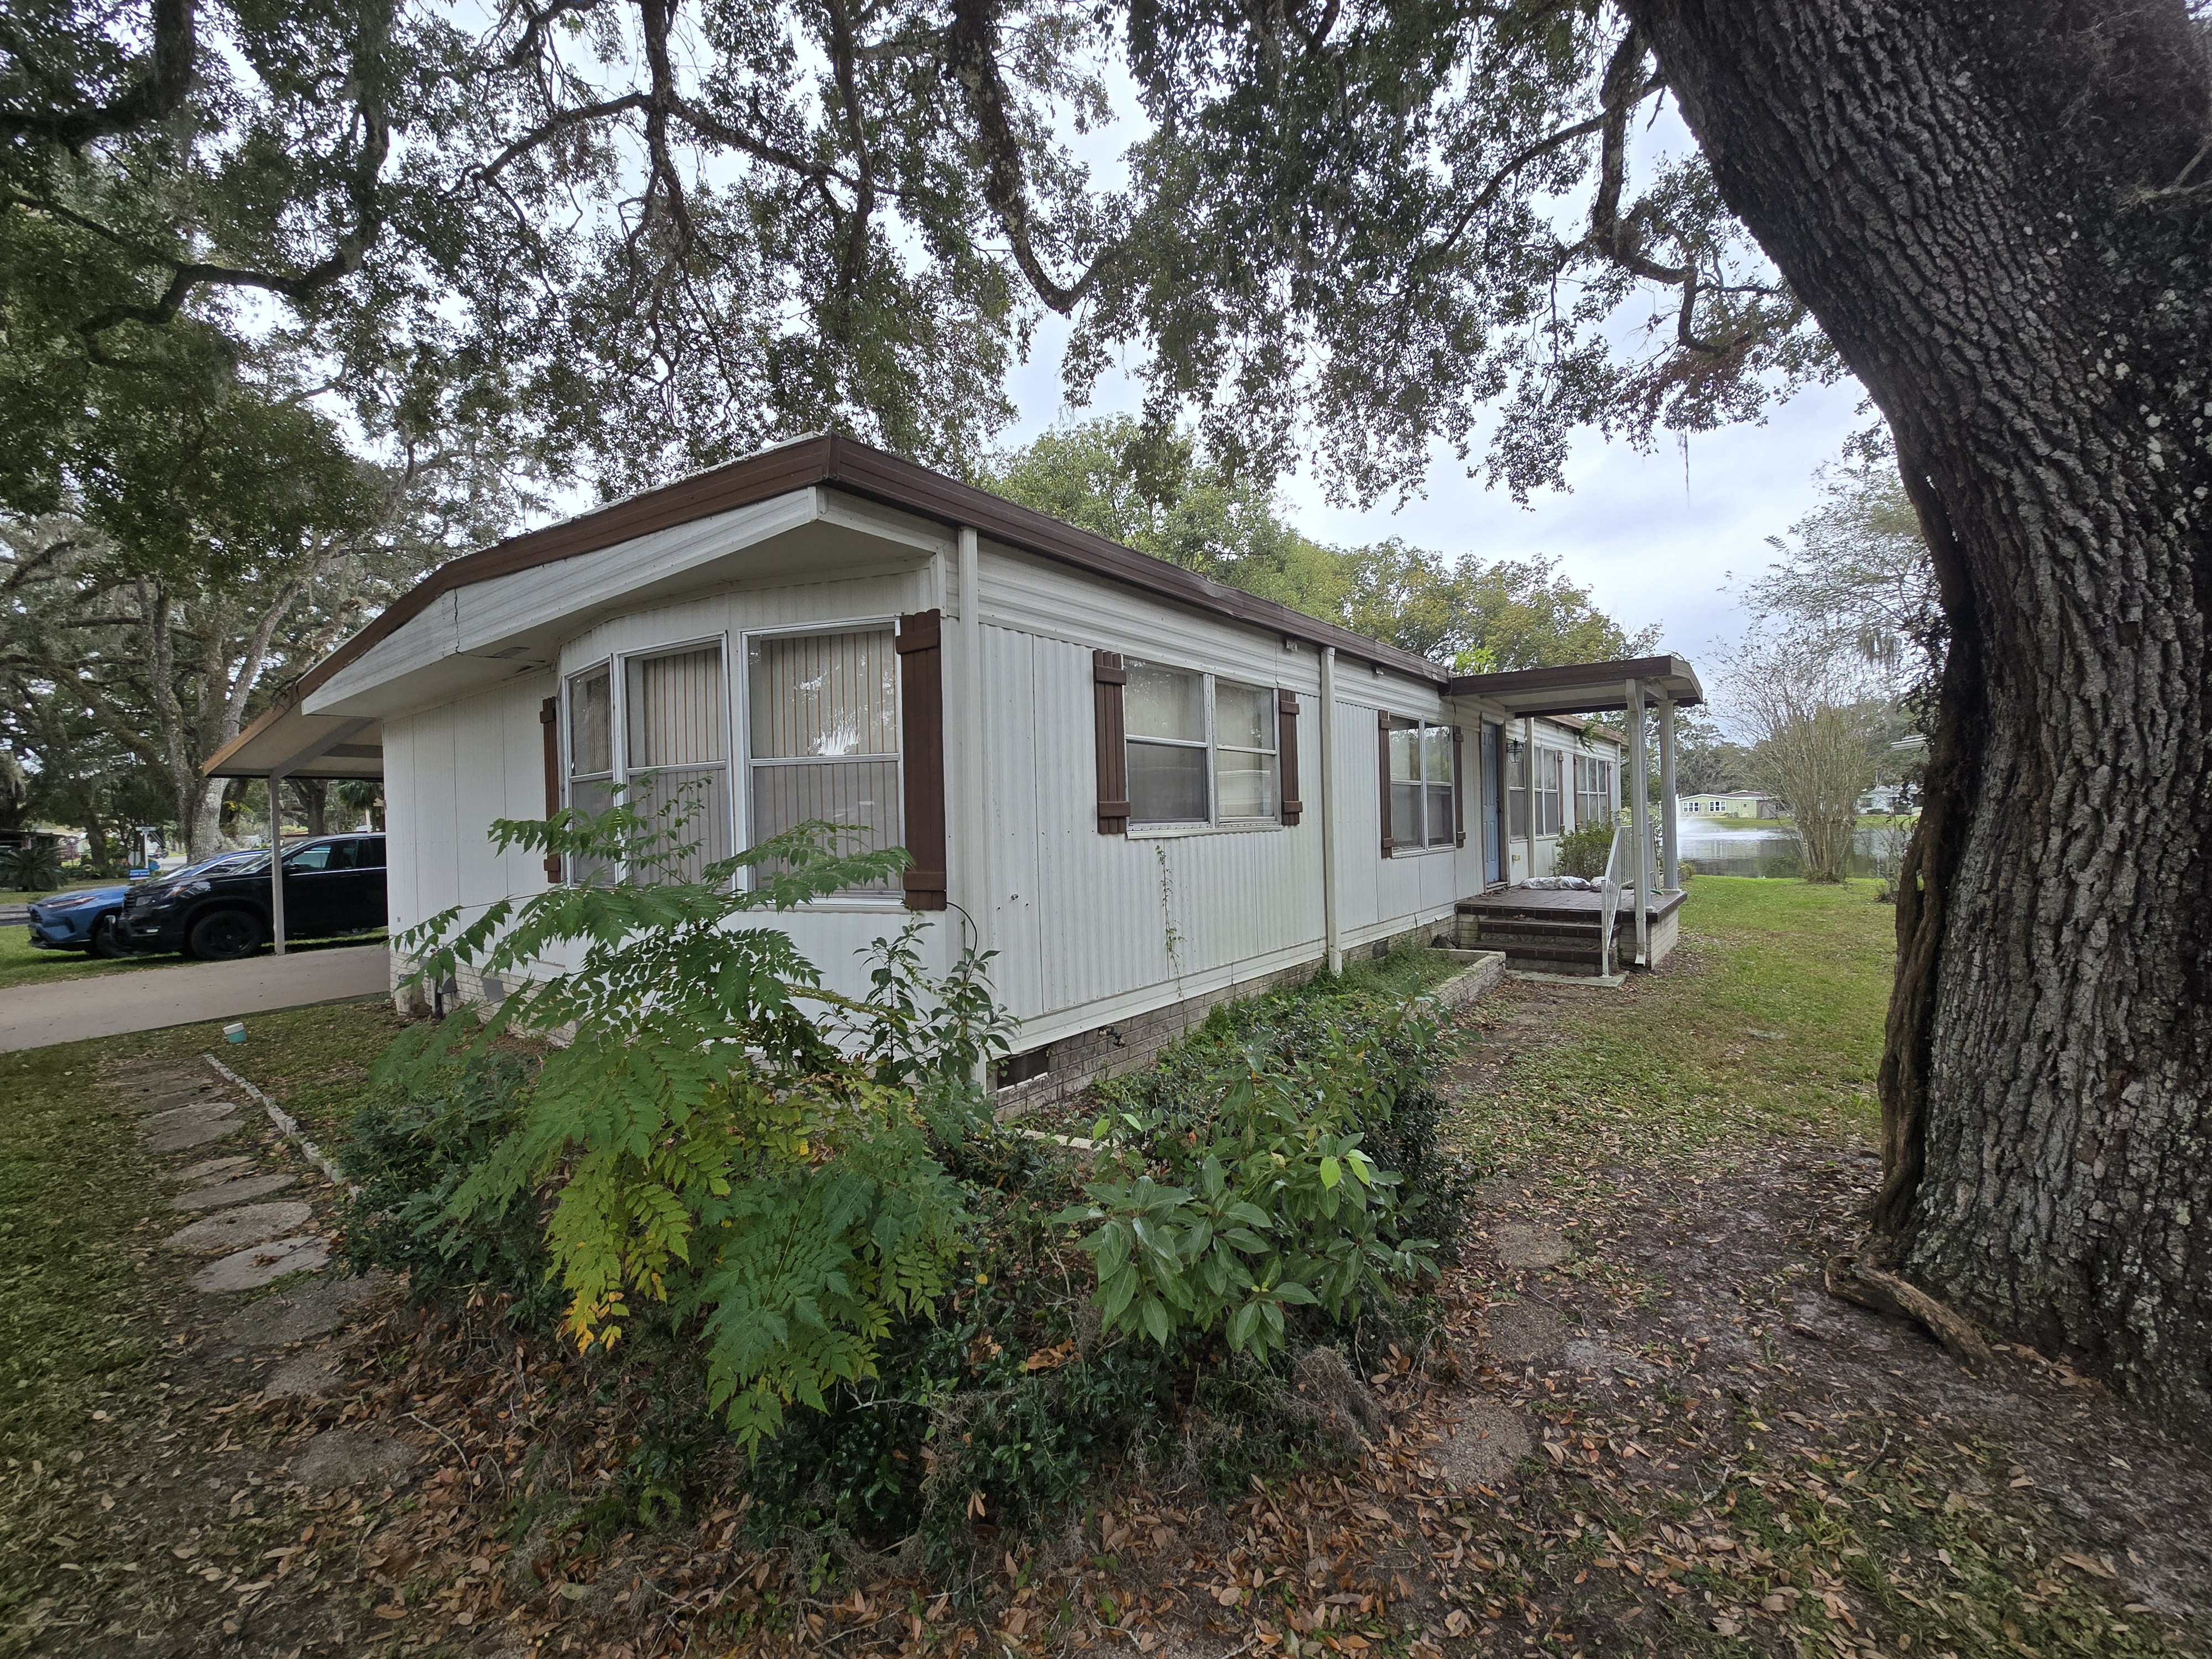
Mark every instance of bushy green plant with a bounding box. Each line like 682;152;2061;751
0;839;62;891
1554;821;1615;879
1095;981;1478;1262
1057;1001;1445;1361
381;789;1013;1451
337;1050;561;1326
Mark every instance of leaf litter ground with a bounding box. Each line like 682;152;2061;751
5;880;2209;1658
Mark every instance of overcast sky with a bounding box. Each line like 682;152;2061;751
1001;311;1870;671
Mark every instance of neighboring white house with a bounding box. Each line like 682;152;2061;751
210;436;1701;1103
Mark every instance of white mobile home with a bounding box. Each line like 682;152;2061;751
211;438;1701;1100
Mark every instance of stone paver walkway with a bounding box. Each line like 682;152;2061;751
0;944;388;1052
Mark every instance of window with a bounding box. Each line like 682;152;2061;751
628;645;732;882
1214;679;1279;820
1573;754;1614;829
1535;748;1564;837
564;646;733;886
285;843;337;872
748;628;901;895
567;663;616;881
1506;735;1530;838
1390;719;1457;849
1126;661;1208;824
1125;663;1279;827
1423;724;1455;848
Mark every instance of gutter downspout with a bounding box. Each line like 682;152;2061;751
957;525;987;941
1319;646;1340;975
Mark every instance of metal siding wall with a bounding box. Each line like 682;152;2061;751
980;625;1326;1035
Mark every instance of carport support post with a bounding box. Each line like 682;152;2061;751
269;771;288;955
1658;695;1679;891
1625;682;1651;967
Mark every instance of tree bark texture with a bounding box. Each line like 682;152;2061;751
1621;0;2212;1418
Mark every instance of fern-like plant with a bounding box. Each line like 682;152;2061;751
379;786;1012;1448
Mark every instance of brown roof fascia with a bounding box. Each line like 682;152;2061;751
215;435;1452;775
1446;654;1704;706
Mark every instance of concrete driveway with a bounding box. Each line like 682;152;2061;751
0;945;390;1052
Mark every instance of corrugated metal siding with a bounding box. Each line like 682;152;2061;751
400;546;1498;1039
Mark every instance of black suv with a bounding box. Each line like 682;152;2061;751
119;834;388;960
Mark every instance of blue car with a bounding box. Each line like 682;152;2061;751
24;851;267;959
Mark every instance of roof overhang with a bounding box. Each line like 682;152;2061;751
1448;654;1704;718
208;433;1462;780
204;713;383;781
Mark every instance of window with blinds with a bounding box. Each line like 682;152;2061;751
1574;754;1615;828
564;646;732;885
747;628;902;895
566;663;616;884
626;645;731;882
1536;747;1564;836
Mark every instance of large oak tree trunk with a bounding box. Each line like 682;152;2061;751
1620;0;2212;1418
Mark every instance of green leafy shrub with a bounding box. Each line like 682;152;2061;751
1059;997;1457;1364
0;839;62;891
1554;821;1615;879
336;1050;561;1327
1093;981;1478;1262
382;790;1011;1452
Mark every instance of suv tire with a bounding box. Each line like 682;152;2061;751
88;913;130;959
187;909;262;961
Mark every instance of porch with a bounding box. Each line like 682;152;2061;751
1448;654;1703;978
1453;884;1688;977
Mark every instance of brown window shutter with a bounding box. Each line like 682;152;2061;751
895;609;948;910
538;696;564;883
1094;650;1129;833
1377;709;1395;857
1452;723;1467;848
1277;688;1302;826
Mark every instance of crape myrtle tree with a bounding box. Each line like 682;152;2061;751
5;2;2208;1415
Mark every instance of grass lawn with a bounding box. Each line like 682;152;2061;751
1455;874;1895;1172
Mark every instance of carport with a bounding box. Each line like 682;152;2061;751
202;707;384;955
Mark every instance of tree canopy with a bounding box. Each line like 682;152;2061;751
2;0;1834;505
983;418;1655;668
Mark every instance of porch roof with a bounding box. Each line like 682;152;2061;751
1447;654;1704;718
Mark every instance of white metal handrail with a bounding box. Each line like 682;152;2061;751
1599;822;1631;978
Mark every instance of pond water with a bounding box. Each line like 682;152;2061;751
1676;825;1912;880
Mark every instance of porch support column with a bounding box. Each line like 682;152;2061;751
1522;716;1537;880
1625;681;1651;967
269;772;288;956
1657;693;1679;891
1319;646;1342;975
